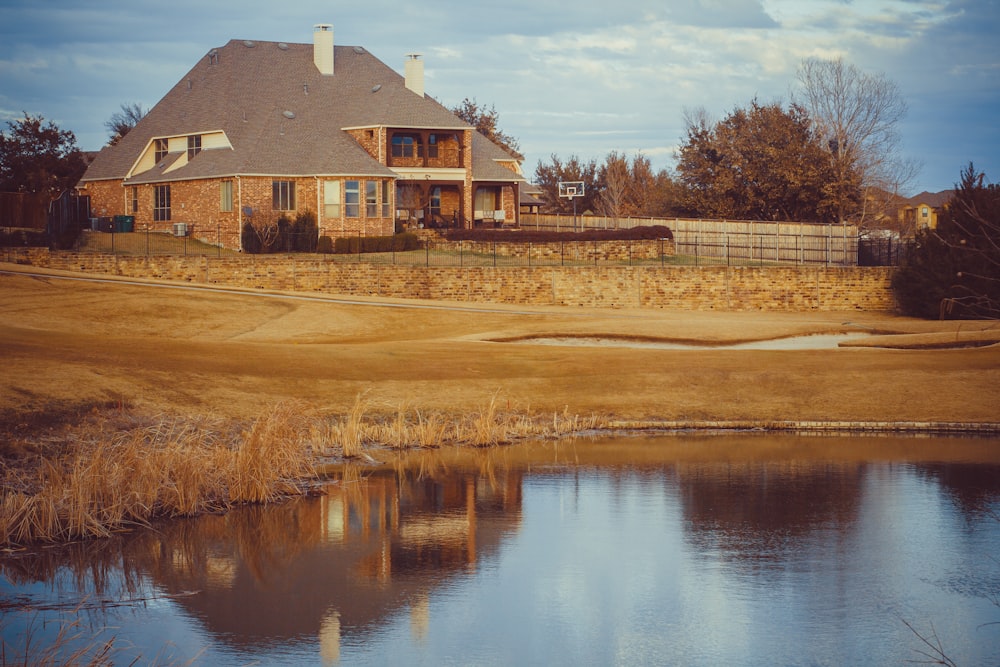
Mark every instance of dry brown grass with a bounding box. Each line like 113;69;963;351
0;404;317;546
0;397;601;546
314;392;603;454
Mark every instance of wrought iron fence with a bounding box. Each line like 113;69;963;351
2;221;908;267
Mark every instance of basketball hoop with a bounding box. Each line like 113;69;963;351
558;181;585;230
558;181;585;199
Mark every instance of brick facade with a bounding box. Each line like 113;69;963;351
79;175;397;251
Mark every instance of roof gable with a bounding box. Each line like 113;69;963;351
81;38;482;183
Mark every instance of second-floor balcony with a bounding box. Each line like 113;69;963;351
387;129;465;170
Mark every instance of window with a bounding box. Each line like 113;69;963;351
381;181;392;218
921;207;929;218
154;138;168;163
153;185;171;221
427;134;439;158
475;187;498;213
187;135;202;159
366;181;378;217
345;180;360;217
391;134;421;158
220;181;233;212
130;186;138;214
324;180;341;218
272;180;296;211
430;187;442;218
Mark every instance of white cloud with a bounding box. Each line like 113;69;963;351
0;0;996;192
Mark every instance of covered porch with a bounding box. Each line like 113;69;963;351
395;180;466;230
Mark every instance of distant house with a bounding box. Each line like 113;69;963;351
897;190;953;233
519;182;544;215
77;24;525;249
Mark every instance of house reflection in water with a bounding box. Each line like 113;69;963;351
7;437;998;665
146;467;523;660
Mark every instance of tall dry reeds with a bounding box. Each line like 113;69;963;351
1;397;603;546
317;393;603;453
0;404;317;547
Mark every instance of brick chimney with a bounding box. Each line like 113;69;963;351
314;24;334;75
405;54;424;96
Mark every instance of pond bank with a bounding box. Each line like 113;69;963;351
608;419;1000;435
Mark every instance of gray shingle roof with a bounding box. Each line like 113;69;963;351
470;133;524;183
80;39;519;185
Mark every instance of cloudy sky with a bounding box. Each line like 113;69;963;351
1;0;997;195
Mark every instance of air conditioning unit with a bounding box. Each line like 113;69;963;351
172;223;188;237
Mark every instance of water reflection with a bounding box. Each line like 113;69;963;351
2;435;999;666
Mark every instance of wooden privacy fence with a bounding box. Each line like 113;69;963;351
519;214;860;266
0;191;49;230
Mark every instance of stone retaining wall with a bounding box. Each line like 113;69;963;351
2;248;897;311
423;237;673;262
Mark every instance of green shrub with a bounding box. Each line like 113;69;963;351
241;222;261;253
317;236;333;254
891;164;1000;319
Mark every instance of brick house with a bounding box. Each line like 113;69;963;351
77;24;525;250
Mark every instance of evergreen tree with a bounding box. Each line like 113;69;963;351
892;164;1000;319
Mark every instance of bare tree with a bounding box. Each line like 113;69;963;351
104;102;147;147
599;151;630;225
795;58;916;228
243;209;281;252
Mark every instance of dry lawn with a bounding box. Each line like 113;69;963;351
1;263;999;428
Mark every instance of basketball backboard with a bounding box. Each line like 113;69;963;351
558;181;585;199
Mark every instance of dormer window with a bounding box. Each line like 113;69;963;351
187;135;202;159
154;138;168;163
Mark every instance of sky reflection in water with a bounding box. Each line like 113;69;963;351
2;434;999;666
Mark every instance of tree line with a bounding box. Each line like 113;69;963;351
533;58;915;229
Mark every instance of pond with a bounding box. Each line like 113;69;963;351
2;434;999;666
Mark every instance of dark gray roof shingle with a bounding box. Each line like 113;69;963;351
81;39;517;185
